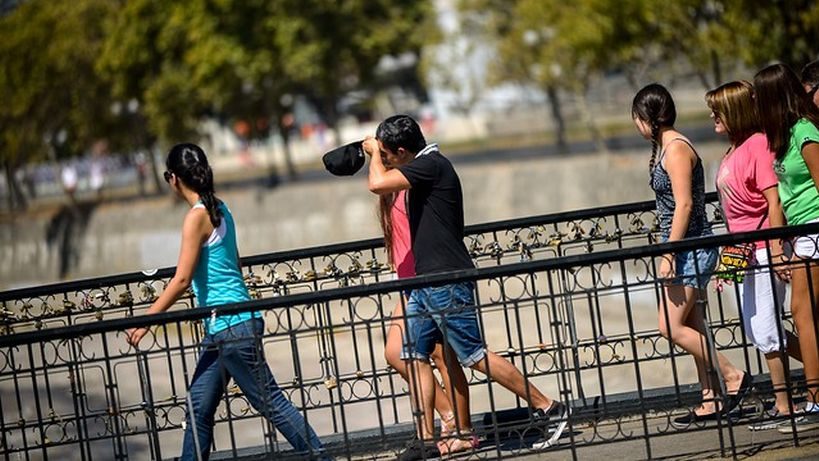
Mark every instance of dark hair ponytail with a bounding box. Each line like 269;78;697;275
632;83;677;183
166;143;223;227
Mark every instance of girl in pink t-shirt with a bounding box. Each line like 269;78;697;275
707;81;803;427
378;189;477;453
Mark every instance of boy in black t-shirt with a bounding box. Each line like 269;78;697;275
364;115;570;459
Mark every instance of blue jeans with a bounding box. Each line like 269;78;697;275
180;318;326;460
401;281;486;367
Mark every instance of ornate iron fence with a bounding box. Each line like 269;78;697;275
0;193;723;336
2;196;818;460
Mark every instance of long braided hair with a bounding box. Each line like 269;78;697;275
632;84;677;184
166;143;223;227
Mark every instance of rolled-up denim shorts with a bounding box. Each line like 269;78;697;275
673;247;718;288
663;234;718;288
400;281;486;367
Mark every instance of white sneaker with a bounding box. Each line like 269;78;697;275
777;411;819;434
531;401;571;449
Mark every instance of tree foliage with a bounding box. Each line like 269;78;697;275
0;0;118;165
454;0;819;151
1;0;436;182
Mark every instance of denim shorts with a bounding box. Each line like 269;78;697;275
672;247;718;288
400;281;486;367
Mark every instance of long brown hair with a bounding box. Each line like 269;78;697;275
378;192;397;266
754;63;819;160
705;80;759;147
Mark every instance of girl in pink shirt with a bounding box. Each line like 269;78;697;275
378;189;477;454
707;81;802;428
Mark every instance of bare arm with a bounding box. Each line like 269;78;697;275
665;143;696;243
762;185;790;281
761;186;786;253
802;142;819;193
364;137;411;195
127;209;209;345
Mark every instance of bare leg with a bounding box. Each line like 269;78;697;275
470;351;552;410
765;350;797;414
405;359;437;440
659;284;744;414
385;302;456;421
430;343;471;433
790;262;819;404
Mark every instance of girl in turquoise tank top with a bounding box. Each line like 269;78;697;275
126;144;326;460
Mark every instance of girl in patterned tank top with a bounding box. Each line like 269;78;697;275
633;85;750;428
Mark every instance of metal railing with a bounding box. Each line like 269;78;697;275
2;196;818;460
0;193;722;335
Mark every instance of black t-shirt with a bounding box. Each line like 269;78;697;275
397;151;474;275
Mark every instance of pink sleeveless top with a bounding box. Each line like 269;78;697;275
391;190;416;279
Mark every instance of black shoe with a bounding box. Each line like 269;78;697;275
531;401;571;449
396;439;440;461
723;372;753;414
671;409;720;429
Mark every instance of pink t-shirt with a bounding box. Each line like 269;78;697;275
391;190;416;278
715;133;778;248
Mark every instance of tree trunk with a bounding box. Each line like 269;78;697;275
323;94;342;146
3;161;14;212
328;120;342;148
4;160;27;211
545;85;567;152
710;50;722;91
147;145;163;194
576;90;609;155
277;117;298;180
695;70;711;91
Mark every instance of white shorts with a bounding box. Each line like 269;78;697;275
789;217;819;259
738;249;788;354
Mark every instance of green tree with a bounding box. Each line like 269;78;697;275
98;0;203;192
460;0;651;151
718;0;819;71
0;0;118;209
619;1;819;89
100;0;436;183
270;0;436;143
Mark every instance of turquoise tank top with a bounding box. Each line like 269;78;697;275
191;202;258;334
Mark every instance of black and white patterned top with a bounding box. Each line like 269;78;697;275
650;138;711;240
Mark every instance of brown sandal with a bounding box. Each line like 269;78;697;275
437;432;479;456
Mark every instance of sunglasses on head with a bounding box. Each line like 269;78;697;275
163;171;173;183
